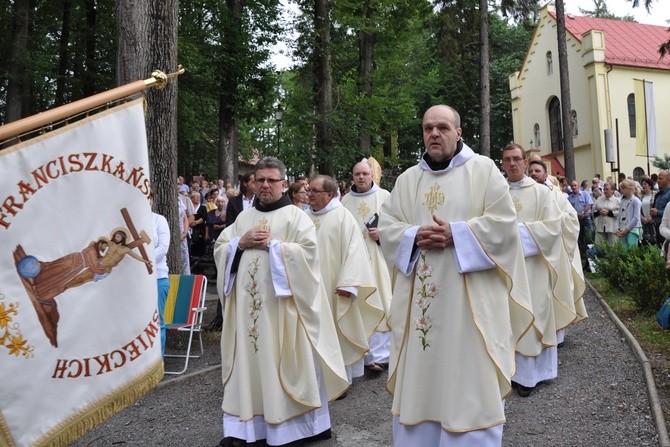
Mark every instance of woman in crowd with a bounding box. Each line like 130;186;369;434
593;181;620;245
615;179;642;249
640;178;657;245
190;192;208;257
288;181;309;208
205;196;227;248
205;189;218;212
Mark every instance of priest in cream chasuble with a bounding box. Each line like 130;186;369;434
306;175;383;382
503;146;564;392
214;157;348;446
378;106;533;444
341;161;393;369
528;160;588;343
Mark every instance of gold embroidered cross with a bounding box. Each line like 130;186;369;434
256;217;270;232
423;183;444;214
357;202;371;219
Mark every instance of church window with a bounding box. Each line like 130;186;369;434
627;93;636;137
549;97;563;152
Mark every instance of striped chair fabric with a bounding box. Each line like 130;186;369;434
164;274;208;375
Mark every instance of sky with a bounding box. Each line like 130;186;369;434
564;0;670;26
271;0;670;70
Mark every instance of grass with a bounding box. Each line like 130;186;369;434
588;273;670;353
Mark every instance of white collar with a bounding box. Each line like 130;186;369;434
348;182;380;197
507;176;533;190
311;197;341;215
418;142;475;173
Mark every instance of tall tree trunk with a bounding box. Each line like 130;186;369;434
218;99;238;183
556;0;575;181
478;0;491;157
83;0;97;97
5;0;31;123
145;0;180;272
55;0;71;106
314;0;334;175
116;0;148;86
357;5;375;156
116;0;181;273
218;0;242;184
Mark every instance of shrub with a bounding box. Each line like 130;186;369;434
594;243;670;314
593;242;630;292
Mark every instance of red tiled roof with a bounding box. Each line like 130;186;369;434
549;12;670;70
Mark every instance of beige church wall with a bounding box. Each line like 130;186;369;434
606;67;670;178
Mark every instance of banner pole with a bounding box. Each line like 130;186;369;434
0;66;184;143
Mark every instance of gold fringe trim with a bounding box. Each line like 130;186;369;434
0;359;164;447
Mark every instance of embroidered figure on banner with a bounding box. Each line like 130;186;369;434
12;208;153;348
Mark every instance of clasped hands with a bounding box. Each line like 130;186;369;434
415;215;453;250
240;228;270;250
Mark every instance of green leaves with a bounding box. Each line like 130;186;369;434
594;242;670;314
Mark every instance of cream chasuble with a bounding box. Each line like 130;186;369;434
341;185;393;332
509;178;562;355
378;145;533;432
214;203;348;424
306;200;384;366
553;188;588;323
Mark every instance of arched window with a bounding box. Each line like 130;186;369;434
549;97;563;152
533;123;541;147
571;110;578;137
633;167;645;182
627;93;636;137
546;51;553;75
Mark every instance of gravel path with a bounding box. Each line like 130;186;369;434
73;285;665;447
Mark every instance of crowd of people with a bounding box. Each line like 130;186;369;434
555;168;670;270
152;100;670;447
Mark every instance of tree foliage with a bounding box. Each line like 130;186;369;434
652;154;670;170
0;0;536;187
1;0;116;124
579;0;635;21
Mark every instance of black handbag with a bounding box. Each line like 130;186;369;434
642;222;657;245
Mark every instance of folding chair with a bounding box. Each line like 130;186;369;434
163;274;208;375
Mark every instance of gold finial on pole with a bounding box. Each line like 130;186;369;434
146;65;185;89
149;70;168;89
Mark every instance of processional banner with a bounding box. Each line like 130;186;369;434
0;98;163;447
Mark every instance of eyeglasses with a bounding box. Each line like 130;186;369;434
254;178;284;185
308;189;327;194
502;156;524;164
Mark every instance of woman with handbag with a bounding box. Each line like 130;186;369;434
616;180;642;249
